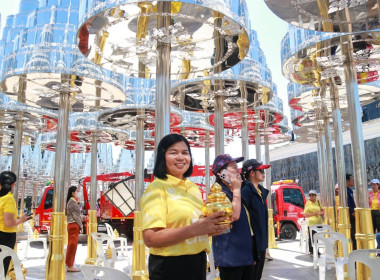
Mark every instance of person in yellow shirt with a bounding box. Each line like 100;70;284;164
141;134;227;280
369;179;380;233
0;171;29;276
303;190;324;255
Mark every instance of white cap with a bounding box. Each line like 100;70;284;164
308;190;317;195
370;179;380;184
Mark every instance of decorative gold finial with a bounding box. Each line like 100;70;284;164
106;245;113;259
33;229;40;239
113;228;119;238
201;182;233;233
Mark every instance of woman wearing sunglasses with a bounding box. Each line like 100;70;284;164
241;159;271;280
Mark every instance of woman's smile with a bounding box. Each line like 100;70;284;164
165;141;191;179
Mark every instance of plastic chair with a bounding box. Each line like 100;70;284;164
309;224;333;269
24;221;47;259
91;232;131;275
348;249;380;280
104;223;130;256
81;264;132;280
314;232;348;280
0;245;24;280
298;218;309;254
91;232;118;268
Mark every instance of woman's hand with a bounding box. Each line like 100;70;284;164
229;173;243;192
143;211;229;248
80;227;83;234
227;173;243;222
192;211;229;236
19;213;29;223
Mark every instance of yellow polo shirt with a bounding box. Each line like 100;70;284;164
0;192;18;232
372;192;379;210
141;175;210;256
304;200;323;226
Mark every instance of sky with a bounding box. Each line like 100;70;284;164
0;0;291;164
247;0;290;120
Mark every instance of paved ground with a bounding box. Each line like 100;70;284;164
262;239;335;280
15;233;336;280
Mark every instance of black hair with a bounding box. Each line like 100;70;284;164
241;169;251;180
346;174;353;181
153;134;193;179
0;171;17;197
66;186;77;205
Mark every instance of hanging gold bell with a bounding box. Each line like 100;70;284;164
201;182;233;233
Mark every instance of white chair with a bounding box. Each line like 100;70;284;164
309;224;333;269
314;232;348;280
91;232;131;274
0;245;24;280
81;264;132;280
298;218;309;254
91;232;118;268
348;249;380;280
24;221;47;259
104;223;130;257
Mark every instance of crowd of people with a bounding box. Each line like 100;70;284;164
141;134;271;280
304;173;380;255
1;132;379;279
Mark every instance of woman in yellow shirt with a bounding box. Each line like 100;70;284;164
141;134;227;280
0;171;29;276
303;190;324;255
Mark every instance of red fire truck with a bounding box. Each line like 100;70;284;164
33;166;210;238
33;171;139;234
33;181;54;233
271;180;306;239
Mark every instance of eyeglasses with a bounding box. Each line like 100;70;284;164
255;169;265;174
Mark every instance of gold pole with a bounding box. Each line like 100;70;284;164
355;208;375;280
46;85;70;280
64;216;68;246
84;210;97;264
337;207;351;279
132;211;148;280
323;214;329;225
45;212;65;280
337;207;353;254
267;209;277;249
325;206;336;231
